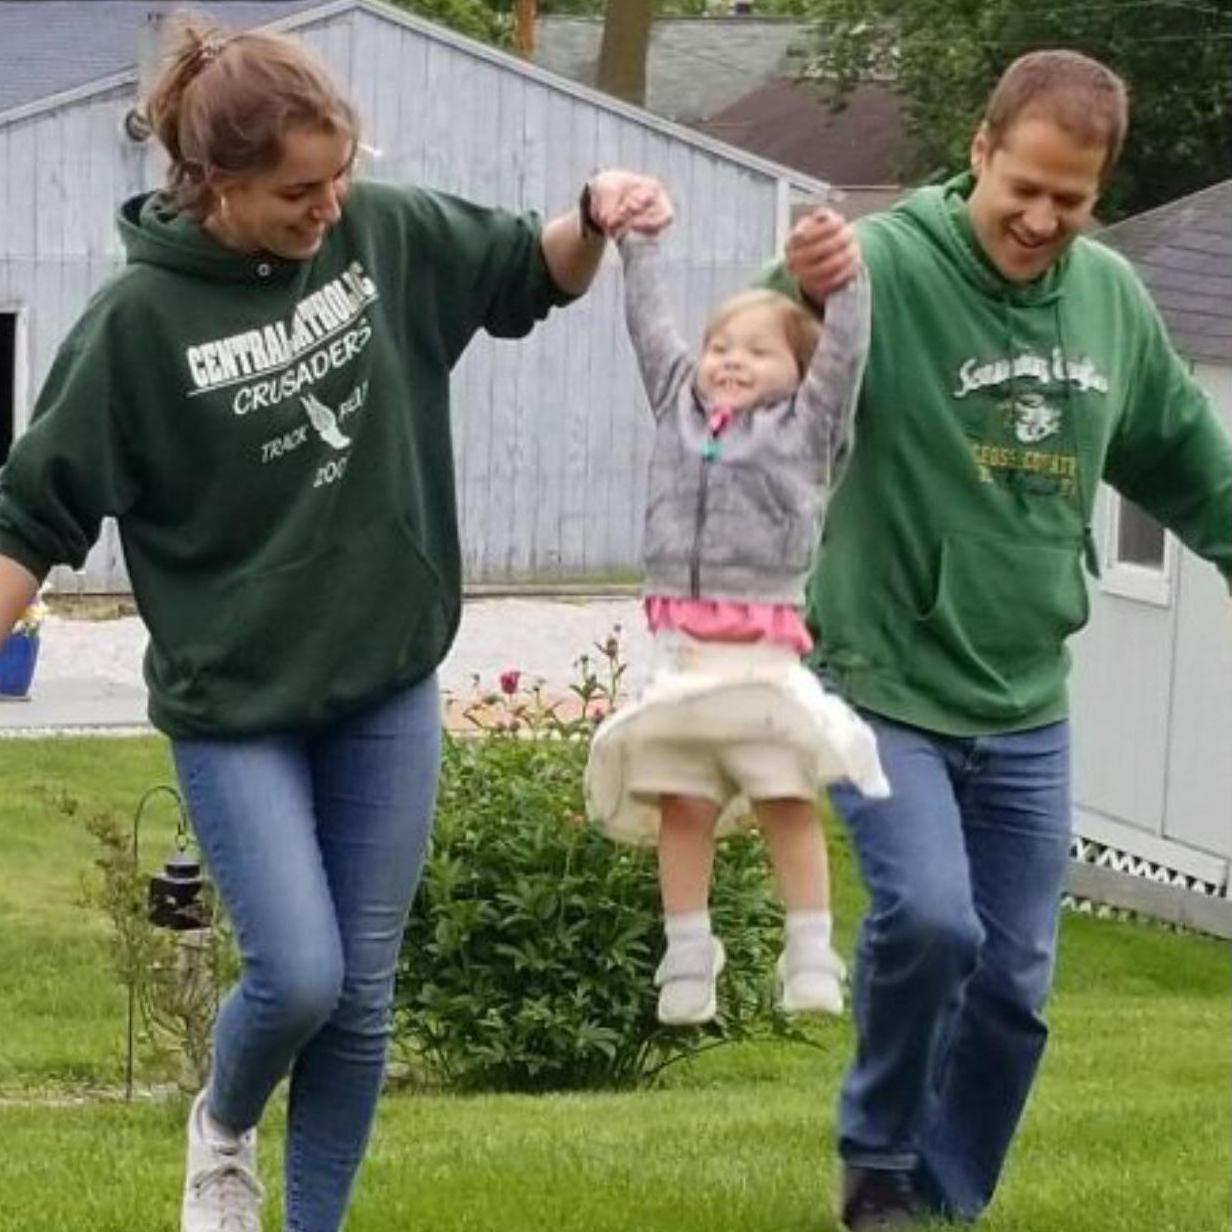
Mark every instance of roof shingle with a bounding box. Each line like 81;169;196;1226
533;15;810;124
0;0;323;114
1097;179;1232;367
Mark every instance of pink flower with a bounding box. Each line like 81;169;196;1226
499;669;521;696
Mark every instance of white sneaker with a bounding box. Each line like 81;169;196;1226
182;1089;264;1232
777;945;845;1016
655;937;725;1025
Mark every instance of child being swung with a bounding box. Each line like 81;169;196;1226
587;211;889;1026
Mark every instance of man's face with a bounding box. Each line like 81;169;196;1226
967;115;1106;283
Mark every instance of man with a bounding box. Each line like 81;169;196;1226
771;49;1232;1229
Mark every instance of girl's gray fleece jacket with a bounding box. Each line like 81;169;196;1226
620;235;870;606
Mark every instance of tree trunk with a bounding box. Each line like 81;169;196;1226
513;0;536;58
595;0;653;107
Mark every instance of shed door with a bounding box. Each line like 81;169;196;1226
1071;491;1176;834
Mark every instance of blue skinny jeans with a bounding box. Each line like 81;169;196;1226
173;674;441;1232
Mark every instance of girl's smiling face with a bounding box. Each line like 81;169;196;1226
698;303;800;412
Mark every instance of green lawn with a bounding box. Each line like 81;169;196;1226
0;738;1227;1231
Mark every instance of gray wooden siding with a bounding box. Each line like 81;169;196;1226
301;7;796;582
1;2;821;591
1071;362;1232;879
0;83;156;591
1161;363;1232;863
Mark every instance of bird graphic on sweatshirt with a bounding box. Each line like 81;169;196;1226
300;392;351;450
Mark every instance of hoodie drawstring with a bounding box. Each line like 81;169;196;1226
1001;297;1099;577
1054;304;1101;577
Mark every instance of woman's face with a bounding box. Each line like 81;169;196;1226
206;125;355;260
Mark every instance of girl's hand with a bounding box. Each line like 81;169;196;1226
588;171;674;238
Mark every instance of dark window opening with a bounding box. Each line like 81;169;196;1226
1117;500;1166;570
0;314;14;465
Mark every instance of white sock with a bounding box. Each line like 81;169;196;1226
785;910;833;961
665;909;712;948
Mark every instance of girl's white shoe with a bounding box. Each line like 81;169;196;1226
776;946;845;1016
654;937;726;1025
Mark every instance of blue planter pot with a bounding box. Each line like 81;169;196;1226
0;631;39;698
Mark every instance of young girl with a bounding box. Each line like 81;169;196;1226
586;218;889;1026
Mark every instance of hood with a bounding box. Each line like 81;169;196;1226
896;172;1069;308
118;191;303;286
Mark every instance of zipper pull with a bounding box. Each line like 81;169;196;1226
701;438;720;462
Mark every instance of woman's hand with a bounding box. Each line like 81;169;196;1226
587;171;674;238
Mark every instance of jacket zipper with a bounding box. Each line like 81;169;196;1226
689;453;712;598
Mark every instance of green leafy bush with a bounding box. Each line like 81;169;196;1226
395;720;789;1092
57;783;237;1091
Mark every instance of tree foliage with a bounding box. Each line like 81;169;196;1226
386;0;509;46
803;0;1232;219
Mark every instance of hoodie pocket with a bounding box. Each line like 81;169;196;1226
169;516;453;733
908;532;1089;720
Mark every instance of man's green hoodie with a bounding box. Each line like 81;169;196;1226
0;182;570;737
772;174;1232;735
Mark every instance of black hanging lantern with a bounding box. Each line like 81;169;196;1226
148;846;210;931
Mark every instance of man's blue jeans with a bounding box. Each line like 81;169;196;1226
172;675;441;1232
829;714;1071;1221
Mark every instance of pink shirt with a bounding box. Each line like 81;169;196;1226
644;596;813;655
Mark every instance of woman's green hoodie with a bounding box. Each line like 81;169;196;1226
0;182;571;737
772;174;1232;735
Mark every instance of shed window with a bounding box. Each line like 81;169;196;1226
1101;491;1173;606
1116;501;1167;570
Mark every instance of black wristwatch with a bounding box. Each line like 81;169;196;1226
578;181;604;240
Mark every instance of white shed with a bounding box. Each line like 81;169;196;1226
0;0;830;590
1069;180;1232;922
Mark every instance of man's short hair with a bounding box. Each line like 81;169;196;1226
984;50;1129;175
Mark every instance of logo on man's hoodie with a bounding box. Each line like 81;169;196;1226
1001;392;1062;444
953;346;1107;500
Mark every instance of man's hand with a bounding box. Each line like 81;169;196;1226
587;171;674;238
786;207;859;301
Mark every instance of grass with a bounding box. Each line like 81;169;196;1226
0;737;1227;1231
0;738;180;1090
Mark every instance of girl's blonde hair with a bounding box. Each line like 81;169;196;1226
703;290;821;378
144;19;359;219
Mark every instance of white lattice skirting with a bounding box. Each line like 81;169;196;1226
1064;834;1225;931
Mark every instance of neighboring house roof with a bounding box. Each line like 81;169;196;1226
696;78;907;191
0;0;323;113
0;0;834;193
533;14;810;124
533;15;911;194
1097;179;1232;367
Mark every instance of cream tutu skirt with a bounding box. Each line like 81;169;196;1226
585;634;891;846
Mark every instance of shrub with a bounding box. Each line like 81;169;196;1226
395;642;791;1092
56;784;236;1092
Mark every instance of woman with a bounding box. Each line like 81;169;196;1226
0;21;670;1232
